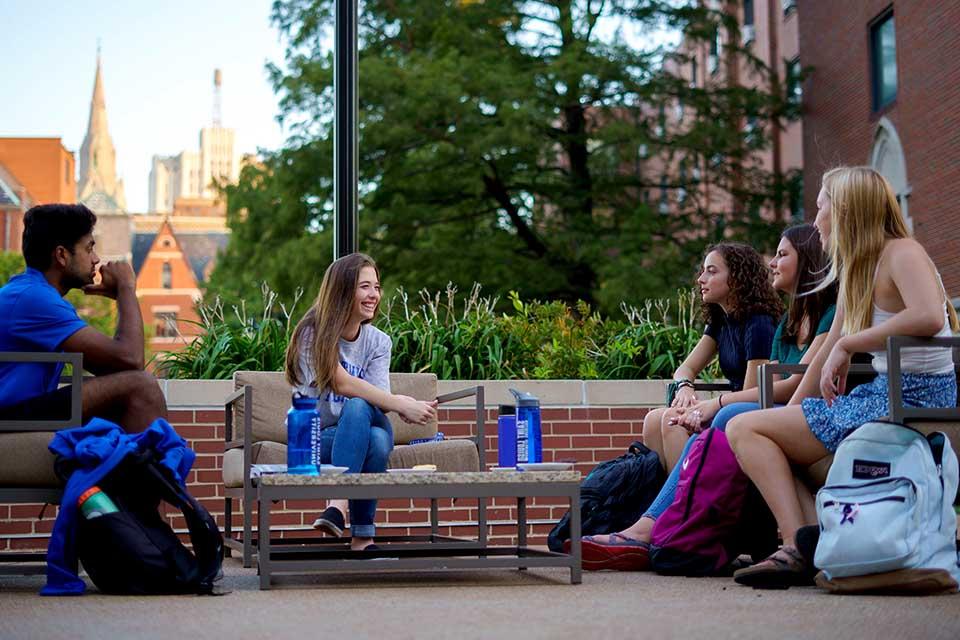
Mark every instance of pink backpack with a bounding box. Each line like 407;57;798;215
649;427;777;576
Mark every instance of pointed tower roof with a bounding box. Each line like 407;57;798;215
78;47;127;212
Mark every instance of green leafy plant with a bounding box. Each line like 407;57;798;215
155;285;303;380
160;282;717;382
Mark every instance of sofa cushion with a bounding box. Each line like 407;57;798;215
222;438;480;488
384;373;438;445
389;439;480;472
0;432;58;487
223;441;287;489
234;371;291;444
232;371;439;446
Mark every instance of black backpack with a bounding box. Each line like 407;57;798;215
66;449;224;595
547;442;665;552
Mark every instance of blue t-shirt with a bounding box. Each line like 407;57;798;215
0;268;88;408
704;312;778;392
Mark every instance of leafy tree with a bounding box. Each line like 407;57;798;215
209;0;798;314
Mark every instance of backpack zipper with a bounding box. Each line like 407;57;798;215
822;495;906;508
682;430;713;521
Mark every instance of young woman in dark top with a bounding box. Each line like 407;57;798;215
644;242;783;473
575;242;783;567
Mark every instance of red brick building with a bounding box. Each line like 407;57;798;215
797;1;960;301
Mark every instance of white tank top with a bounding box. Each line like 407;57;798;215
869;303;955;375
869;261;955;375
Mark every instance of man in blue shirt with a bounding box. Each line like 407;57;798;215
0;204;166;432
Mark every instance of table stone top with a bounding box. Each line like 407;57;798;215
258;470;581;486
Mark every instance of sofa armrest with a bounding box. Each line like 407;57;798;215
223;385;254;489
436;385;485;465
0;352;83;432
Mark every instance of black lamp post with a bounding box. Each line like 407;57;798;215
334;0;358;259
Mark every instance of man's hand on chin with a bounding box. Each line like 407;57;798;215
83;262;135;299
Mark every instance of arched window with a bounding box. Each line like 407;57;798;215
161;262;172;289
870;116;911;230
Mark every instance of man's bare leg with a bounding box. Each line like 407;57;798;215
81;371;167;433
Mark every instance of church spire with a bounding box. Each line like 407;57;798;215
78;45;126;211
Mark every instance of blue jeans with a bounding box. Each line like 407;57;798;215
318;398;394;538
642;401;767;521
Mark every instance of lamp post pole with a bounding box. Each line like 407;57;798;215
334;0;359;260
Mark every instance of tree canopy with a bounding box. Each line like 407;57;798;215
209;0;799;315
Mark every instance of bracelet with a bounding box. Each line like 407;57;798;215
718;393;724;408
676;381;695;391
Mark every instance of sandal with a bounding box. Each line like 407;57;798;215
733;545;814;589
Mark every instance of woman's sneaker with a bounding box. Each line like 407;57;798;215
312;506;345;537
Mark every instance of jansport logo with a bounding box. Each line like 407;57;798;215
852;459;891;479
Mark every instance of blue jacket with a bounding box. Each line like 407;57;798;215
41;418;195;596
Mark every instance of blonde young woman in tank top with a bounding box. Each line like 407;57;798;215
726;166;958;588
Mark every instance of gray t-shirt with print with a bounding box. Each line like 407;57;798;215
294;324;392;427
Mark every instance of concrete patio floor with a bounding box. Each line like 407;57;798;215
3;556;960;640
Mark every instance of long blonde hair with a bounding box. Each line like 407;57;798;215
284;253;381;391
819;166;958;334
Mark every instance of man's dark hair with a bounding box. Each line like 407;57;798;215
22;204;97;270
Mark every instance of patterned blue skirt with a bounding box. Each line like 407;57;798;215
801;373;957;452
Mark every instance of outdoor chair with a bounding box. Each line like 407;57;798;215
759;336;960;489
0;353;83;575
221;370;485;567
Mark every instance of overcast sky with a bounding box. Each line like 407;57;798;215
0;0;289;211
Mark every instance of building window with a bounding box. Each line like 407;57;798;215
870;11;897;111
155;312;178;338
782;0;797;16
659;175;669;214
690;58;698;87
709;28;721;75
678;163;688;204
788;174;804;221
161;262;172;289
656;104;666;137
743;0;755;44
786;57;802;108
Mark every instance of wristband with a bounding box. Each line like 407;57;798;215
718;393;724;408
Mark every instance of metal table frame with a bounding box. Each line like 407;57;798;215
256;472;582;588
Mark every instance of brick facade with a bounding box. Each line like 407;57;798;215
0;405;650;552
797;1;960;297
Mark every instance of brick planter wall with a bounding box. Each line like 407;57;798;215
1;379;667;553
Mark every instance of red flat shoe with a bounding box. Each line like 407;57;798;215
579;533;651;571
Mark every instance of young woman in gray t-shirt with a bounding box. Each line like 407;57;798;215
285;253;436;551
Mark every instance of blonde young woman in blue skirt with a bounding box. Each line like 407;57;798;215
728;166;958;587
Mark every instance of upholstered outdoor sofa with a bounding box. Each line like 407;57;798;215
0;353;83;574
221;371;485;566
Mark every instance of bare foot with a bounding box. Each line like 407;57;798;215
584;516;654;545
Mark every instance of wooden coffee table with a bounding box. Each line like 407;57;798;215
256;470;582;588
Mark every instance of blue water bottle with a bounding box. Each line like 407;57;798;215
287;394;320;475
509;388;542;464
497;405;517;467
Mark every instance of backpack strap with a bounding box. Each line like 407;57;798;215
139;450;224;594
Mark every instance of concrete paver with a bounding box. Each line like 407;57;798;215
3;558;960;640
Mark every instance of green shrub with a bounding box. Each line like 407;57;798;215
155;285;303;380
158;283;716;381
